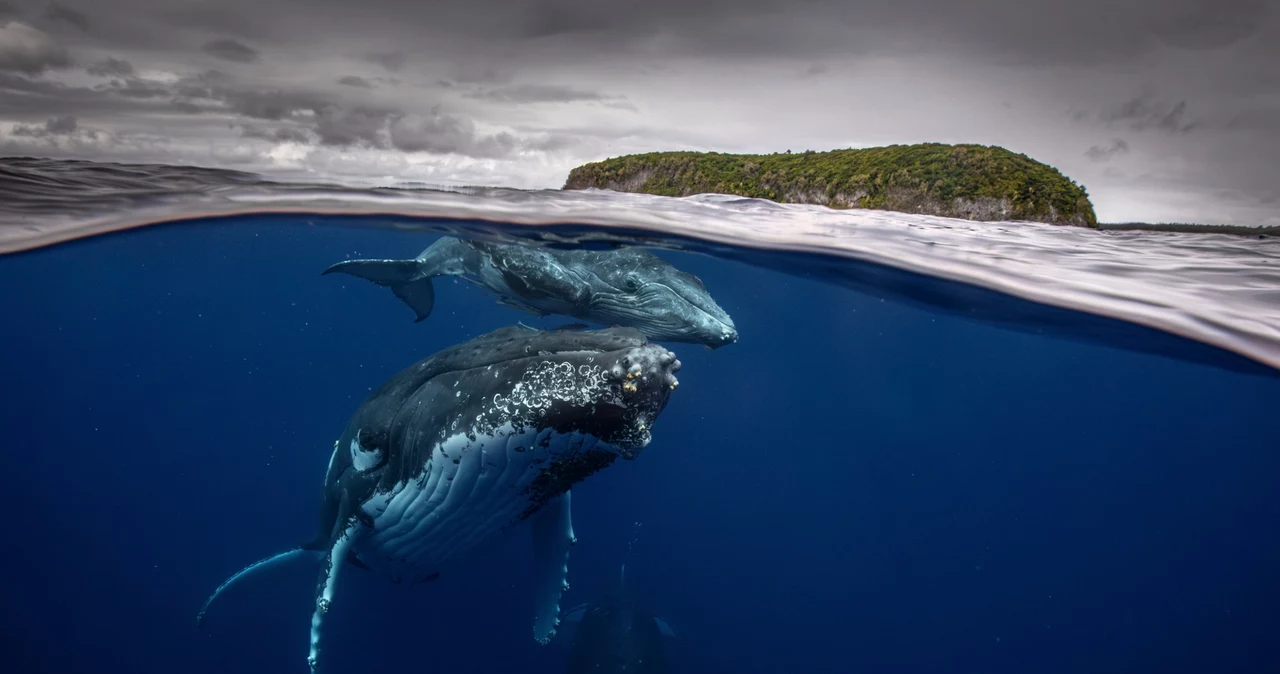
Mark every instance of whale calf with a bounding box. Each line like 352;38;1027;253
323;236;738;348
196;325;684;672
559;564;677;674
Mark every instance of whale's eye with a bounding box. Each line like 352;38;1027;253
624;276;641;292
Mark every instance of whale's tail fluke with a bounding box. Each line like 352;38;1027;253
322;259;436;322
196;547;323;629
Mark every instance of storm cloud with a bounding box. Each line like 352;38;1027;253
0;0;1275;225
201;38;259;63
0;21;71;73
13;113;76;136
1085;139;1130;163
462;83;619;104
86;56;132;76
1104;95;1199;135
337;75;374;89
43;3;89;32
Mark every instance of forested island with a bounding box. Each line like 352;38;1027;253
564;143;1098;227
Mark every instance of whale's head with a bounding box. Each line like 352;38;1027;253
510;337;683;461
401;325;682;469
588;249;738;349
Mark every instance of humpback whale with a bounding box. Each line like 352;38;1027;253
558;564;676;674
322;237;739;348
196;325;684;672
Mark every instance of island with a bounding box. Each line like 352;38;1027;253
563;143;1098;228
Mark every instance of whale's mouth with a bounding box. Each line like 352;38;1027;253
652;280;738;346
613;435;650;460
590;284;735;347
553;400;654;458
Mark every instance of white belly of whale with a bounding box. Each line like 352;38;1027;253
353;422;600;579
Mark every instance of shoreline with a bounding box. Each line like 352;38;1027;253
1098;222;1277;237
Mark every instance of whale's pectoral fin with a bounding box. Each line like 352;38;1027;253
308;515;359;674
655;616;678;638
322;259;436;322
560;603;589;623
195;548;324;628
497;296;551;317
492;257;592;309
531;490;576;645
544;602;589;647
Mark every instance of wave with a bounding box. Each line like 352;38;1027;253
2;156;1278;376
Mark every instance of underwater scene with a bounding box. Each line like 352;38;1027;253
1;158;1278;674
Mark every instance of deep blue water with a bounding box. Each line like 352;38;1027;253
2;217;1278;674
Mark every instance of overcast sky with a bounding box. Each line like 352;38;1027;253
0;0;1276;225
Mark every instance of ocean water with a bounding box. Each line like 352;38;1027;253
1;158;1278;674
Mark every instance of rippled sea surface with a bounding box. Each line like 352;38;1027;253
2;157;1278;674
4;156;1278;374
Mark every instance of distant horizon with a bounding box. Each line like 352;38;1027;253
4;150;1275;232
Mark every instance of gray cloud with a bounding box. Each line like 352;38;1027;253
1105;95;1199;135
463;83;616;104
207;82;333;120
314;105;391;147
44;3;90;32
8;1;1277;64
389;109;517;157
13;114;77;136
0;2;16;17
0;68;229;121
451;62;515;85
97;75;178;99
1085;138;1130;162
337;75;373;88
222;90;308;119
240;123;311;143
2;50;532;160
364;51;405;72
202;38;259;63
45;113;75;132
0;21;72;74
1147;0;1269;50
517;1;619;39
2;117;170;161
1;113;165;160
153;3;270;41
86;56;133;76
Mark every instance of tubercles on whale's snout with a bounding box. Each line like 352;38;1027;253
608;346;681;390
599;344;681;457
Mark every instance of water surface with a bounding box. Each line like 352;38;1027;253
3;157;1278;373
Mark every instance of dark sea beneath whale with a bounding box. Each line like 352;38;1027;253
2;157;1279;674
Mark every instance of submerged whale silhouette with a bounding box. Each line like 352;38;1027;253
323;236;739;348
558;563;677;674
196;325;684;672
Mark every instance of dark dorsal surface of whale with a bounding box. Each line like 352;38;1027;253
197;325;684;673
322;237;739;348
560;564;676;674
